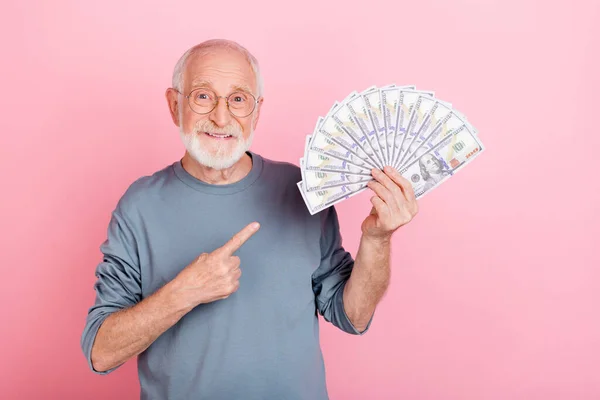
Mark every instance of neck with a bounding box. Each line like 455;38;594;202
181;152;253;185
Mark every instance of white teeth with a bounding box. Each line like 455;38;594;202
206;132;231;138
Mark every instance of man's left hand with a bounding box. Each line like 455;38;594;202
362;166;419;240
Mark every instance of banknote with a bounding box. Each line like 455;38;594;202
300;158;372;192
330;92;384;168
314;103;380;169
304;117;374;170
363;85;417;166
401;111;469;167
396;99;454;168
363;87;390;165
304;147;372;174
394;95;440;168
303;129;371;172
297;181;369;215
348;87;386;166
381;86;403;164
345;86;386;166
298;84;484;213
398;124;484;199
390;90;434;168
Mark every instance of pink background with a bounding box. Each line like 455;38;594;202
1;0;599;399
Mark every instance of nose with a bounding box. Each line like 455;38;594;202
209;96;233;128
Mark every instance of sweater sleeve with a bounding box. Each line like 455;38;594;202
80;205;142;374
311;206;373;335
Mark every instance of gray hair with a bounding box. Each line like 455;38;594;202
172;39;264;98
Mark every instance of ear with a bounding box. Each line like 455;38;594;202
252;97;264;130
165;88;180;126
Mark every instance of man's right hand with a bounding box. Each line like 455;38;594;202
89;222;261;373
172;222;260;308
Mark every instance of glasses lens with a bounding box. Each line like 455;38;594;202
189;88;216;114
228;91;255;117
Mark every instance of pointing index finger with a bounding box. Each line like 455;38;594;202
219;222;260;256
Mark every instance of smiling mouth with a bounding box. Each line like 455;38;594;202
203;132;234;139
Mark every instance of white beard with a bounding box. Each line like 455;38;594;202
178;119;254;170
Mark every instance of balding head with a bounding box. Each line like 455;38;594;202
172;39;263;98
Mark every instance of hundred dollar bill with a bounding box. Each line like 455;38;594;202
396;99;453;168
297;181;369;215
401;111;469;167
300;158;372;192
309;116;377;170
304;147;372;175
301;135;368;191
346;86;387;167
313;103;380;170
381;86;403;164
399;124;484;199
363;85;416;166
394;95;441;169
330;92;384;168
389;90;434;168
399;101;482;168
363;84;411;166
363;86;390;165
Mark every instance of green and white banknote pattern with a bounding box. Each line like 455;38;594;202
298;84;485;215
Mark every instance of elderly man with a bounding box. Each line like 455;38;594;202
81;39;418;400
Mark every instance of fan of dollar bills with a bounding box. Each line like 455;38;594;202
297;84;485;215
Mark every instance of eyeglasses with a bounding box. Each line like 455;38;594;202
176;87;260;118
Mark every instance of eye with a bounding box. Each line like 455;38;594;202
229;91;249;103
191;89;215;103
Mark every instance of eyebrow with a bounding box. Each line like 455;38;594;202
231;84;253;93
189;79;254;95
190;79;212;89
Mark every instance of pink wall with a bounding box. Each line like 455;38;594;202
2;0;599;399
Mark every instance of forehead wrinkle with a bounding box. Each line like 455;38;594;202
185;52;257;95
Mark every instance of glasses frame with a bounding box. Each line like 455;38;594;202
175;88;260;118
